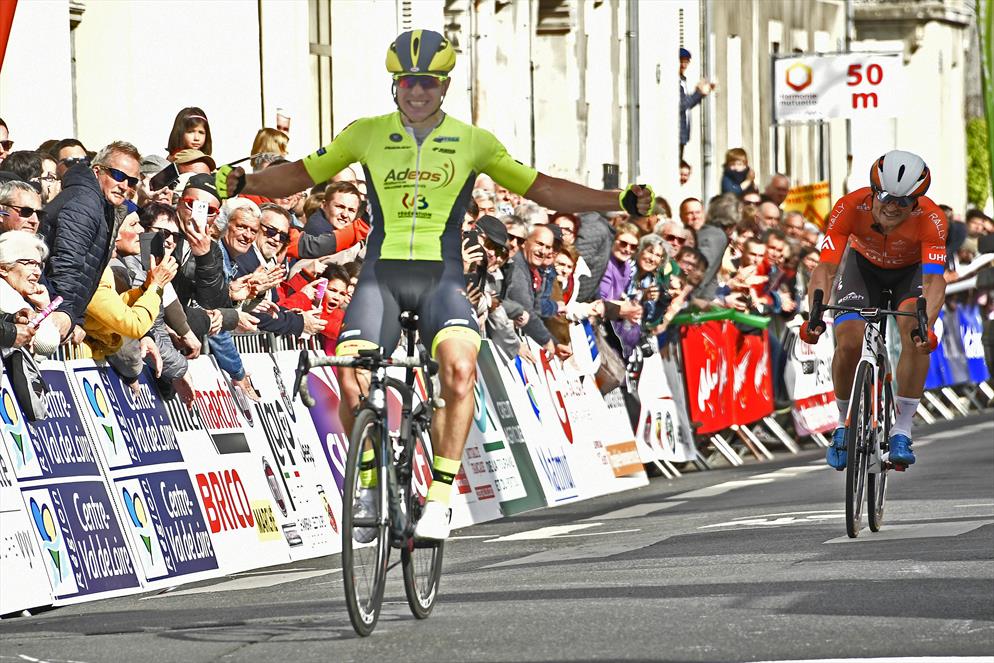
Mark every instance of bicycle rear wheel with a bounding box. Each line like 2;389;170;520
401;427;444;619
845;361;873;538
867;376;893;532
341;409;390;637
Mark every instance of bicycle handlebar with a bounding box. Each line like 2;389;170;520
291;348;440;408
806;289;930;345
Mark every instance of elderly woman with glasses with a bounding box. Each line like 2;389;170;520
0;231;61;356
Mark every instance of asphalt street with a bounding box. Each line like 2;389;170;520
2;416;992;663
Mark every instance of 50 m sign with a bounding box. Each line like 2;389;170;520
774;52;905;121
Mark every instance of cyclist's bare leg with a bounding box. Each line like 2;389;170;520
832;318;865;401
894;300;929;399
337;366;370;437
430;338;478;469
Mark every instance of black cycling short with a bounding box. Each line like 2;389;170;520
833;251;922;323
336;259;480;357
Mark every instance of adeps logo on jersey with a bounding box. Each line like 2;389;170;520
382;158;456;190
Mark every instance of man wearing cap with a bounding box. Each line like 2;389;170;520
679;48;716;161
173;149;217;175
139;154;175;206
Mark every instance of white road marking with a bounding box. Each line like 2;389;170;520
702;511;844;529
482;535;656;568
954;503;994;508
824;519;993;544
584;501;684;520
548;528;640;539
447;534;492;540
667;478;776;499
485;523;602;542
143;569;339;599
750;466;826;479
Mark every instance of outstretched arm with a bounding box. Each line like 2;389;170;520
223;161;315;200
524;173;651;215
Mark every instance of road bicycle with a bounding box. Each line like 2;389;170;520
292;312;444;636
808;289;929;538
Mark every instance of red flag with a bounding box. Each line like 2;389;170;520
0;0;17;73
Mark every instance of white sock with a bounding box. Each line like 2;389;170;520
893;396;919;438
836;399;849;427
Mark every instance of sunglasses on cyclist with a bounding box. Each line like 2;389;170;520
873;189;917;208
395;75;446;90
97;165;139;188
180;197;220;217
260;224;291;243
0;140;13;151
0;204;46;222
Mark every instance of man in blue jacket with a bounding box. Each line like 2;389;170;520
44;141;142;343
679;48;716;160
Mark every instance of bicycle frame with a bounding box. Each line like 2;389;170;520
847;312;890;474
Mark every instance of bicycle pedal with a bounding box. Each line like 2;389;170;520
891;463;907;472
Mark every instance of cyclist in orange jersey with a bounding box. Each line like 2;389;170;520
801;150;946;470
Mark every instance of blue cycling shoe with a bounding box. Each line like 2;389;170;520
827;427;847;471
888;433;916;467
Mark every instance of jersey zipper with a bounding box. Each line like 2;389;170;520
408;137;423;260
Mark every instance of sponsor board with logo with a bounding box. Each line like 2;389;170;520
249;352;343;558
0;366;142;605
493;347;580;506
21;481;141;604
476;342;546;515
773;52;905;121
164;356;292;573
0;427;53;614
731;329;775;425
520;340;633;500
587;384;647;482
633;354;697;463
783;181;831;230
681;321;733;435
66;363;220;588
785;321;837;436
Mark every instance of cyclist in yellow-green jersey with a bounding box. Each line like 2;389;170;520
216;29;653;540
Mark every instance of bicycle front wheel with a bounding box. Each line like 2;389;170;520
401;427;444;619
868;376;893;532
341;408;390;637
845;361;873;538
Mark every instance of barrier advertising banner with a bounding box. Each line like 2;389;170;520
784;323;837;436
67;363;219;587
475;342;546;516
731;329;774;426
1;367;142;605
165;357;291;573
240;353;343;559
496;349;580;506
0;421;52;614
958;304;989;384
681;321;733;435
634;354;696;462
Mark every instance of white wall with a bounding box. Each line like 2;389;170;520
0;0;74;149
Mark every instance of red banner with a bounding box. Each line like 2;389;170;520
0;0;17;73
680;321;732;435
681;321;774;434
731;328;774;425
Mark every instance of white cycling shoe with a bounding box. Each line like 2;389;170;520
352;487;379;544
414;501;452;541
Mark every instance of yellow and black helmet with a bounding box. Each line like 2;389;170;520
385;29;456;76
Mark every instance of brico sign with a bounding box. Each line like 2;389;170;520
773;52;905;121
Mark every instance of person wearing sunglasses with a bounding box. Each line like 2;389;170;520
0;230;60;356
213;28;654;541
41;141;142;344
0;118;11;162
0;180;44;234
53;138;89;180
801;150;947;471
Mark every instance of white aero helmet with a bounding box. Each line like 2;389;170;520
869;150;931;199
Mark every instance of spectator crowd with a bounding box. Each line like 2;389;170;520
1;111;992;411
